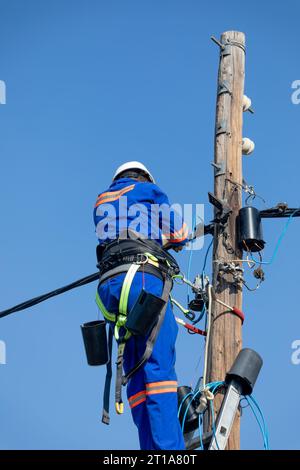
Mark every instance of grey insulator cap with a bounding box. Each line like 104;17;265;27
226;348;263;396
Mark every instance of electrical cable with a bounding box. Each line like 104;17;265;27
244;395;269;450
178;391;194;432
178;381;224;445
198;413;204;450
0;272;99;319
248;395;269;449
251;209;298;266
210;399;220;450
202;284;212;388
187;211;197;303
202;238;213;279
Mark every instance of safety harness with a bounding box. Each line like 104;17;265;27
95;235;180;424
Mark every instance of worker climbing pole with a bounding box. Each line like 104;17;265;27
1;30;300;453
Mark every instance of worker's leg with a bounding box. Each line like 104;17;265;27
126;368;155;450
98;272;184;450
98;274;154;449
124;273;185;450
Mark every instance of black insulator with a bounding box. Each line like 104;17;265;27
237;206;265;252
226;348;263;396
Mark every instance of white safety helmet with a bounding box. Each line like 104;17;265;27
113;161;155;183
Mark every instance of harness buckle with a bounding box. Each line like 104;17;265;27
135;253;149;265
115;401;124;415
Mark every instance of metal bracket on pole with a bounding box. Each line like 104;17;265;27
220;43;232;57
216;119;229;136
218;80;232;96
211;36;231;56
211;161;225;177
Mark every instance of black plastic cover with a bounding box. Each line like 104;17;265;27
237;206;265;252
226;348;263;396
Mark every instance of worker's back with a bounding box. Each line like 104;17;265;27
94;176;188;247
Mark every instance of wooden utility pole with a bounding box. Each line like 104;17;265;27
205;31;246;450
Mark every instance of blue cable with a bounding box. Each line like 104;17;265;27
198;413;204;450
202;238;213;277
194;382;224;450
179;382;225;444
179;393;194;432
245;395;269;450
177;392;193;420
210;400;220;450
192;304;206;324
248;395;270;449
251;209;297;265
187;211;197;302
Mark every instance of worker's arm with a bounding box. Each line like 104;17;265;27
150;184;189;250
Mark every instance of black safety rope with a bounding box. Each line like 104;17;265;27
0;272;99;319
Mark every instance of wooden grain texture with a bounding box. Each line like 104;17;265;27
206;31;245;450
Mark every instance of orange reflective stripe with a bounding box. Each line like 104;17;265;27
163;223;189;243
172;222;188;236
128;390;147;409
96;184;135;200
146;380;178;395
130;397;147;409
146;387;177;395
95;184;135;207
128;382;178;408
146;380;177;389
128;390;146;403
167;234;188;243
95;185;135;206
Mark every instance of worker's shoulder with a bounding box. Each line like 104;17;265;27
135;182;168;200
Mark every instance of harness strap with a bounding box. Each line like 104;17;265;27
95;292;116;322
95;251;174;420
101;326;113;425
114;263;142;413
115;342;126;414
99;261;164;285
119;264;140;315
122;275;173;385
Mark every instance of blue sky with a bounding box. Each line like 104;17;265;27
0;0;299;450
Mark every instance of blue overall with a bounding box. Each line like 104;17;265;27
94;178;188;450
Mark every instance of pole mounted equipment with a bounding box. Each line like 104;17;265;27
205;31;246;450
242;137;255;155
